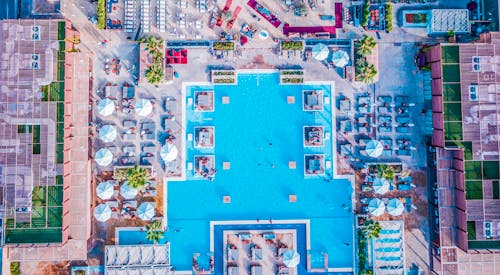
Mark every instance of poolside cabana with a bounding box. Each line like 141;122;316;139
194;155;216;178
304;154;325;175
368;198;385;217
135;98;153;117
303;90;324;111
312;43;329;61
120;181;138;199
137;202;156;220
94;204;112;222
373;178;390;195
95;148;113;166
283;250;300;268
97;181;115;200
331;49;350;67
387;198;405;216
304;126;324;146
194;127;215;148
105;244;172;273
99;125;117;143
365;140;384;158
97;98;116;116
195;91;214;112
165;49;188;64
371;220;405;274
160;143;178;162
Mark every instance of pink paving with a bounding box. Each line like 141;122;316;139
283;24;336;36
335;3;343;29
247;0;282;28
227;6;242;29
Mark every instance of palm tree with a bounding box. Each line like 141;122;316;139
377;164;395;181
126;165;149;189
356;62;377;83
145;36;163;54
145;64;164;84
145;221;164;244
355;35;376;56
363;220;382;239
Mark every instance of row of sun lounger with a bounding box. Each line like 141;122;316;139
141;0;151;33
156;0;167;32
124;0;137;33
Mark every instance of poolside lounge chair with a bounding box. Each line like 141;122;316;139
228;266;239;275
142;145;155;153
251;245;263;261
263;232;276;240
228;248;239;262
123;200;137;208
251;265;263;275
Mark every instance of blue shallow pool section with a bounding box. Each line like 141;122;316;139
165;72;354;271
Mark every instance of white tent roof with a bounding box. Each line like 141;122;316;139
105;244;171;273
312;43;329;61
387;198;405;216
98;98;116;116
97;181;114;200
368;198;385;217
137;202;156;220
95;148;113;166
94;204;112;222
331;50;350;67
135;99;153;117
120;181;138;199
366;140;384;158
373;177;390;195
160;144;178;162
282;249;300;268
99;125;117;143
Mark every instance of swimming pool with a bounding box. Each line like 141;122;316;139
165;72;354;271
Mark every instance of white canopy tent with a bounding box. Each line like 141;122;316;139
97;98;116;116
120;181;138;199
94;204;112;222
282;250;300;268
160;143;178;162
135;99;153;117
96;181;114;200
366;140;384;158
387;198;405;216
312;43;330;61
95;148;113;166
137;202;156;220
368;198;385;217
373;177;390;195
331;50;350;67
99;125;117;143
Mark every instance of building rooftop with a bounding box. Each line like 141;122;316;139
429;9;470;34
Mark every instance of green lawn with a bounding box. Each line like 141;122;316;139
56;123;64;143
467;221;476;240
5;229;62;244
482;161;499;179
443;102;462;121
468;240;500;249
465;161;482;180
444;121;463;140
465;180;483;199
443;83;461;101
442;64;461;82
56;144;64;163
441;45;460;63
446;141;472;160
57;61;65;81
57;21;65;41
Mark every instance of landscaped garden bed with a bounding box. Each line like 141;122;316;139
211;69;237;84
279;69;304;84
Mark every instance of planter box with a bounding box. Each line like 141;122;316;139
211;69;237;85
280;69;304;84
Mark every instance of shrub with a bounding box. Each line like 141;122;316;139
213;42;235;51
97;0;106;30
11;262;20;275
281;41;304;51
361;1;370;27
385;3;393;32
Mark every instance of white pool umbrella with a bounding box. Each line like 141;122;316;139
282;250;300;268
135;99;153;117
160;144;178;162
96;181;114;200
366;140;383;158
387;198;404;216
95;148;113;166
120;181;138;199
99;125;117;143
331;50;350;67
312;43;329;61
373;177;390;195
94;204;112;222
137;202;156;221
368;198;385;217
97;98;116;116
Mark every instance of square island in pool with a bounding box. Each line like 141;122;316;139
165;72;354;273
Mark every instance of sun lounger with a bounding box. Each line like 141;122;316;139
142;145;155;154
106;200;119;210
228;266;239;275
228;248;239;262
123;146;136;156
251;265;263;275
123;133;136;141
141;156;154;165
123;200;138;208
143;189;157;197
396;126;410;133
251;246;263;261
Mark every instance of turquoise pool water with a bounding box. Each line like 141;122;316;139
165;72;354;271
